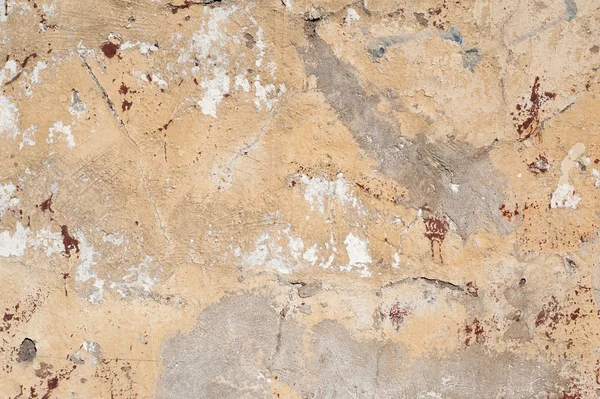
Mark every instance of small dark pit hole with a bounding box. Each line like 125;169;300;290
519;278;526;286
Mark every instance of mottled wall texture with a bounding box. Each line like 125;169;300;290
1;0;600;397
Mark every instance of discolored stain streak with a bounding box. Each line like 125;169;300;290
564;0;577;21
299;19;510;238
158;294;570;398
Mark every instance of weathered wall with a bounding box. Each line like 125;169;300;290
1;0;600;397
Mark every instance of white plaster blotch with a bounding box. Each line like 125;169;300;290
183;6;236;118
199;67;230;117
0;182;19;217
75;233;105;305
110;256;157;297
121;41;159;55
235;74;250;92
242;225;323;275
342;233;372;277
0;95;20;139
103;232;124;246
82;340;103;365
392;252;401;269
0;60;19;85
30;60;48;84
0;223;28;257
345;8;360;25
47;121;75;148
592;168;600;189
298;173;366;215
68;90;87;116
19;125;37;150
29;228;63;257
551;143;585;209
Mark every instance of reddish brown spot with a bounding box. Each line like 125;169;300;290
101;41;119;59
60;225;79;257
47;377;58;389
463;317;486;346
465;281;479;297
119;83;129;95
41;376;58;399
122;99;133;112
3;313;13;321
424;215;449;262
389;302;409;329
499;203;520;221
40;194;53;213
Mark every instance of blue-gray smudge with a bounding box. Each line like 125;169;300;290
564;0;577;21
463;49;482;72
368;41;388;58
444;27;463;45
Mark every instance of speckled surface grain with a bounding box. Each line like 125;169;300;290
1;0;600;398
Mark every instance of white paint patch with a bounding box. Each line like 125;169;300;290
242;225;322;275
41;0;56;16
0;223;28;257
68;90;87;116
110;256;157;297
592;169;600;188
345;8;360;24
29;228;63;257
182;6;236;118
199;66;230;117
0;60;19;85
47;121;75;148
121;41;159;55
0;95;20;139
82;340;103;365
0;182;19;217
253;79;276;111
75;233;105;305
30;60;48;84
297;173;366;215
254;26;266;68
342;233;372;277
551;184;580;209
392;252;401;269
19;125;37;150
593;169;600;189
234;74;250;92
103;232;124;246
551;143;585;209
151;73;169;89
